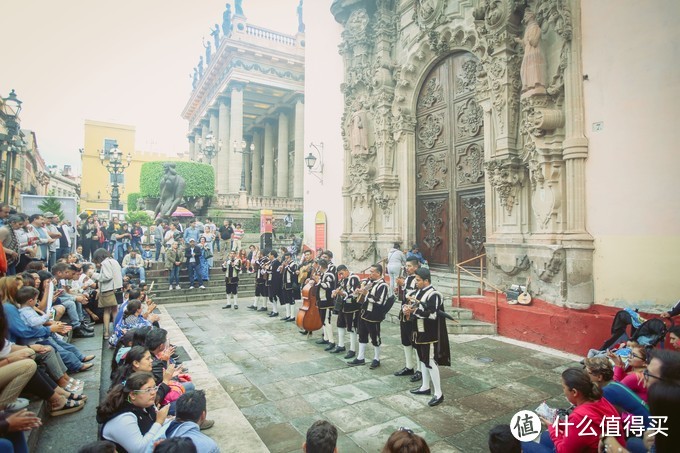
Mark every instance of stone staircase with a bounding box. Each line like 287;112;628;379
147;264;495;335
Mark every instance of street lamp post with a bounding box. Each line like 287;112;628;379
233;139;254;192
0;89;23;204
99;144;132;211
196;132;220;163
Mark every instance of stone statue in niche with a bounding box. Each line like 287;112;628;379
349;109;369;154
515;10;546;94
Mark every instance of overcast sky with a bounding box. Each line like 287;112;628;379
0;0;300;172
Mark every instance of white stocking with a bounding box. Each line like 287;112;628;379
233;294;238;308
404;345;414;370
419;362;431;391
349;332;358;352
357;343;366;360
324;321;334;344
430;361;442;398
337;327;346;348
374;345;381;361
225;294;231;305
272;300;278;314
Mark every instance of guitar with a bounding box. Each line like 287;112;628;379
518;276;532;305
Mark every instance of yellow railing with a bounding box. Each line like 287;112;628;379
455;253;502;333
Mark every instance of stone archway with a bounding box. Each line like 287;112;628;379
414;53;486;268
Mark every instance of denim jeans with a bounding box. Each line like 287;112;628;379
169;266;180;286
0;434;27;453
187;262;202;286
522;431;555;453
55;296;81;328
124;266;146;283
131;239;143;254
42;337;84;373
155;241;162;261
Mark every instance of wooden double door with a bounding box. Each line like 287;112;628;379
415;53;486;268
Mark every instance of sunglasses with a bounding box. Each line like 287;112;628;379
132;385;160;394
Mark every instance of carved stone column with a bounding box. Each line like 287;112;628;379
208;109;219;192
293;98;304;198
244;136;252;193
251;127;263;196
188;135;196;161
276;109;289;198
228;83;245;194
217;98;230;195
263;120;275;197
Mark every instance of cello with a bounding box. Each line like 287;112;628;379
296;265;323;333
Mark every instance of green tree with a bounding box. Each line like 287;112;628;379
38;197;64;219
125;210;153;227
139;162;214;197
127;192;142;211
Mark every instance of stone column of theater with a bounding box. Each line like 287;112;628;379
217;98;230;195
276;109;289;198
188;134;196;161
245;136;252;192
228;84;245;194
293;97;304;199
251;127;263;196
262;120;275;197
201;121;209;161
209;109;219;189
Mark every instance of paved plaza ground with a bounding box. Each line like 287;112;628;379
158;298;582;452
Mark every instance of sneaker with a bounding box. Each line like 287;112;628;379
189;286;195;290
5;398;29;412
169;285;173;290
199;285;206;289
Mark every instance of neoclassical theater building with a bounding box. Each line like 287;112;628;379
182;4;305;215
303;0;679;350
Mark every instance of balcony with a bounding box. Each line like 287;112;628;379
11;169;22;182
216;193;303;211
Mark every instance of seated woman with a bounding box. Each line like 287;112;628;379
111;300;152;347
668;326;680;350
382;428;430;453
522;367;625;453
110;346;177;408
97;371;170;453
609;344;648;401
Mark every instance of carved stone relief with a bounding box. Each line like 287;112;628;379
456;98;484;139
351;195;373;233
417;112;445;149
491;254;530;276
536;248;565;283
414;0;448;31
462;196;486;255
417;153;448;190
456;59;480;94
418;77;444;109
422;199;444;250
456;143;484;185
485;158;525;215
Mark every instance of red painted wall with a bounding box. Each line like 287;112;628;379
454;292;668;356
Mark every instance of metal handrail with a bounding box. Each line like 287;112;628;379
455;253;500;334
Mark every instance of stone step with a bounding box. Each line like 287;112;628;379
382;301;495;335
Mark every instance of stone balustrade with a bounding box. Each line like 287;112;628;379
245;25;297;46
216;193;303;211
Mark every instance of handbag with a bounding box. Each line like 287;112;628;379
203;247;213;259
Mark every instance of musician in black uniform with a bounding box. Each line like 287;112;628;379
280;252;297;322
331;264;361;358
221;250;242;310
348;264;388;369
320;250;336;276
405;267;450;407
394;258;422;382
249;251;269;311
266;250;282;317
313;259;337;350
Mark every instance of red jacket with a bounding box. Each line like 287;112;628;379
549;398;625;452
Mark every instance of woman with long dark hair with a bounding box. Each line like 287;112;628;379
97;372;170;453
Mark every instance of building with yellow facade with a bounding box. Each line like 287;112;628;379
80;120;186;212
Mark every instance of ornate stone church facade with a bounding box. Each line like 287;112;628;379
332;0;594;308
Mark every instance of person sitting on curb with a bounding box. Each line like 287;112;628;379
122;250;147;285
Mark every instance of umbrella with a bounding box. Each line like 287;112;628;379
171;207;194;217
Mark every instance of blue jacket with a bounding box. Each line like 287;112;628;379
3;302;51;345
148;420;219;453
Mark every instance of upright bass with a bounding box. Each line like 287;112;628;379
296;263;323;332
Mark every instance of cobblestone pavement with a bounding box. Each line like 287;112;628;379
163;299;581;453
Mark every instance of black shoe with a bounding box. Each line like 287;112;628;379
78;324;94;333
73;328;94;338
222;305;232;309
369;359;381;369
315;339;329;345
410;387;432;395
299;330;310;335
258;307;268;312
286;317;295;322
394;367;415;377
428;395;444;407
330;346;346;354
248;305;257;310
410;371;423;383
280;316;291;321
234;306;238;310
324;343;336;351
347;358;365;367
269;312;279;317
344;350;356;359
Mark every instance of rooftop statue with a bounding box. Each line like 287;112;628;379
191;67;198;90
154;163;186;219
222;3;232;35
297;0;305;33
203;39;212;65
198;56;204;78
235;0;244;16
211;24;221;48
